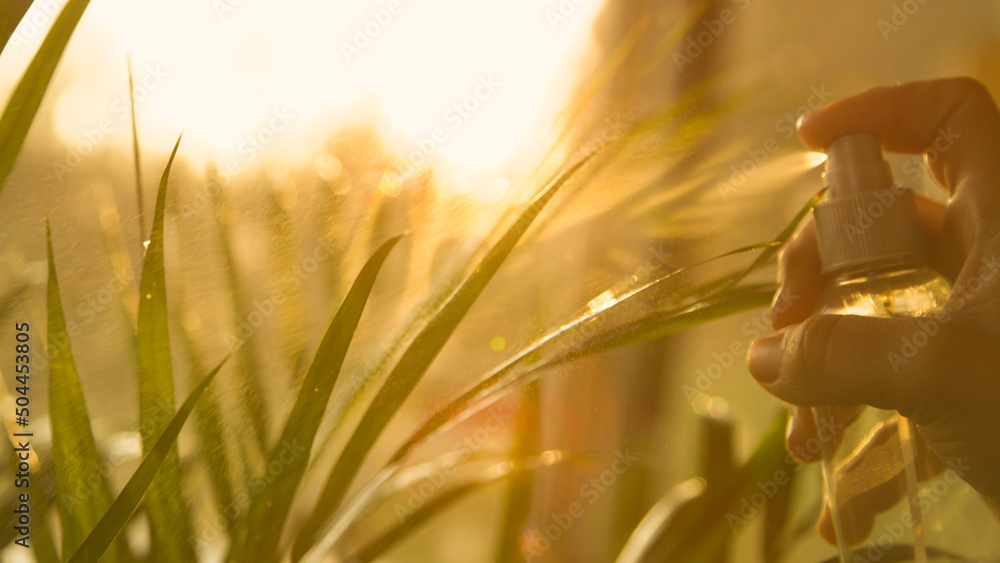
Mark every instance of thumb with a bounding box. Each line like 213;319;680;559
746;314;959;418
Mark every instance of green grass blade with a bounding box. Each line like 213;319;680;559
135;133;195;561
388;189;822;465
45;220;130;562
176;304;235;511
614;478;708;563
652;413;788;562
0;0;90;195
127;57;146;241
210;175;270;462
291;153;596;560
0;1;34;53
67;357;228;563
234;235;403;562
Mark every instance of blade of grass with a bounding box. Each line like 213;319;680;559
614;478;708;563
176;302;235;511
46;219;130;562
0;0;34;53
67;356;228;563
135;133;195;561
210;174;270;462
334;450;577;563
127;56;146;242
233;235;403;562
0;0;90;195
389;189;823;465
291;152;596;561
649;413;789;562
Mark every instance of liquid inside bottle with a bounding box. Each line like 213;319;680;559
808;133;1000;562
812;262;952;563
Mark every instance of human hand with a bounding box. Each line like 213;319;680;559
745;77;1000;542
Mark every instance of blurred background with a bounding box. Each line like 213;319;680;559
2;1;1000;561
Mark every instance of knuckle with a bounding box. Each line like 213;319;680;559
786;314;840;381
950;76;991;101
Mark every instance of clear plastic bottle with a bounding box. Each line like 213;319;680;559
810;133;997;562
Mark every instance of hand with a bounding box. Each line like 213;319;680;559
745;77;1000;542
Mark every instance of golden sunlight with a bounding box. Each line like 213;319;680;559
8;0;604;201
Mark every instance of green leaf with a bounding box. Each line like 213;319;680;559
0;1;34;54
0;0;91;195
234;235;403;562
176;303;236;512
67;357;228;563
209;171;270;464
46;219;130;562
651;413;790;562
127;57;146;241
291;153;597;561
615;478;708;563
388;189;823;466
135;134;195;561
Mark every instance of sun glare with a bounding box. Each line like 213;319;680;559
7;0;603;200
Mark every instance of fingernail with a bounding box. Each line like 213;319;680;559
747;333;784;384
795;111;813;130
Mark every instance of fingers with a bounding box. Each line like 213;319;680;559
746;314;968;419
771;219;825;330
816;418;945;546
785;404;859;464
797;78;1000;223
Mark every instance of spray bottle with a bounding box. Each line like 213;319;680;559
810;133;997;562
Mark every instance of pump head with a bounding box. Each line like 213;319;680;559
813;133;924;274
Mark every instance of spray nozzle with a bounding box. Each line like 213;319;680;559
813;133;924;274
823;132;894;195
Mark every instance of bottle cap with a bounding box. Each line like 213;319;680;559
813;133;924;274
